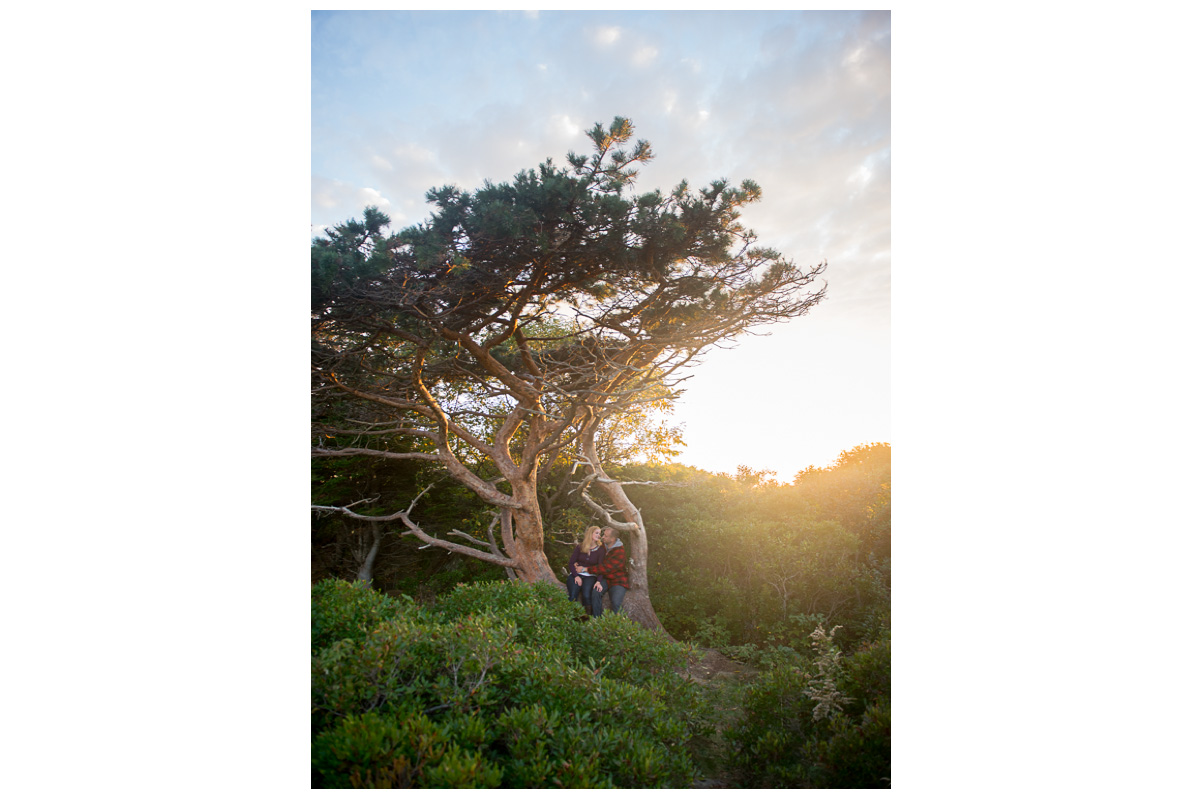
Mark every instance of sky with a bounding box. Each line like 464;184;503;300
312;10;891;480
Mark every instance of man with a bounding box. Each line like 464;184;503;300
590;527;629;617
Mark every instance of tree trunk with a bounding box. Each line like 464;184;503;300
506;483;560;585
580;426;669;634
355;521;383;585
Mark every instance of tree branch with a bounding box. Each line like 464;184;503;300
312;487;521;569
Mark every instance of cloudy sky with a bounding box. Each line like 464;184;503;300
312;10;891;479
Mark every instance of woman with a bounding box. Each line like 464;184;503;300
566;525;606;608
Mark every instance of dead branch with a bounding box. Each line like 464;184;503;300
311;487;521;570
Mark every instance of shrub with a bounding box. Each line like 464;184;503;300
312;710;504;788
312;612;517;731
841;636;890;712
564;611;694;685
723;627;890;788
431;579;571;624
722;641;807;671
312;578;705;788
801;699;891;789
724;665;823;787
311;578;413;652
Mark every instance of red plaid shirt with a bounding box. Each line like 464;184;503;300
592;543;629;589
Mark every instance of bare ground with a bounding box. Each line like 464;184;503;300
686;647;760;684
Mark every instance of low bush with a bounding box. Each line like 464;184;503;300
311;578;413;653
564;610;694;685
801;698;891;789
841;635;891;713
312;710;505;788
724;665;823;787
723;626;890;788
312;579;705;788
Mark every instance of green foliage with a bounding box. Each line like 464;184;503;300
724;666;822;787
311;578;413;653
309;442;891;788
563;610;694;686
431;580;572;626
801;699;891;789
312;579;705;788
312;711;505;788
620;444;891;655
311;206;394;311
723;627;890;788
841;636;891;713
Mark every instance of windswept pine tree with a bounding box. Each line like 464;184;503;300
312;117;826;630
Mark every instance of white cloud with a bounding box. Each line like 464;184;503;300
848;161;873;186
633;45;659;66
312;177;344;210
391;142;436;163
547;113;582;140
370;154;394;171
356;187;394;214
593;26;620;46
662;89;678;114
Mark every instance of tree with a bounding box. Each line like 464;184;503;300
311;117;826;630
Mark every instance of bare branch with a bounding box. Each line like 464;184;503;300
484;513;518;581
574;480;639;531
312;447;440;461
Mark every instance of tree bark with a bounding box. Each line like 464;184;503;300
354;521;383;585
506;484;560;584
580;424;668;634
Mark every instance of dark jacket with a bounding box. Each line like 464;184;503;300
568;543;607;578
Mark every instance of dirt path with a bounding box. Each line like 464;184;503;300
686;647;760;684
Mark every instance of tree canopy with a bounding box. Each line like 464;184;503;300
311;117;826;628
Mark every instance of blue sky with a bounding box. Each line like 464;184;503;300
312;10;891;479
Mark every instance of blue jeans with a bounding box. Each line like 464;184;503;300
568;575;598;607
590;580;627;617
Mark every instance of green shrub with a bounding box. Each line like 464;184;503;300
312;710;504;788
312;578;705;788
724;665;823;787
801;699;890;788
311;578;413;653
723;628;890;788
431;579;571;625
311;612;517;731
722;642;806;671
565;611;693;685
841;636;890;712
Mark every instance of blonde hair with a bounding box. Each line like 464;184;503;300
581;525;601;549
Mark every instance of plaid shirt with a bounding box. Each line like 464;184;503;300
592;542;629;589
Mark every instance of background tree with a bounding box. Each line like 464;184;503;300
311;117;826;629
620;444;890;650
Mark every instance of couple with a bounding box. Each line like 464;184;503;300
566;525;629;617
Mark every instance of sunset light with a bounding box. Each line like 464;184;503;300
312;10;890;478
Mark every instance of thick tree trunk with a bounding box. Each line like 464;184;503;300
507;497;559;584
580;426;668;634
